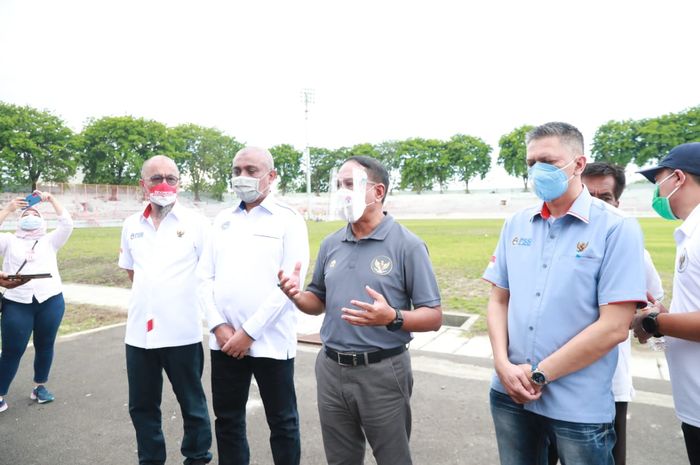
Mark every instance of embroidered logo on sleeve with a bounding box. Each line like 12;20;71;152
487;255;496;268
370;256;393;275
130;232;144;240
147;319;154;332
177;230;185;237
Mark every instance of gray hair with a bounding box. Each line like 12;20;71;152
233;146;275;170
526;122;584;156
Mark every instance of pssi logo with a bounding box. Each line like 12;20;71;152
511;236;533;247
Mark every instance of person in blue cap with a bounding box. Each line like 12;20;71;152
633;141;700;465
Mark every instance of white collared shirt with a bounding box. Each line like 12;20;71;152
119;202;210;349
0;210;73;303
666;203;700;428
196;195;309;359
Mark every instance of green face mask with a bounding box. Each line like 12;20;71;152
651;173;680;220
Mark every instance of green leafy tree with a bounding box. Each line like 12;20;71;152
270;144;303;195
375;140;401;192
309;146;343;194
0;102;76;190
170;124;236;201
591;119;642;166
397;138;445;193
78;116;170;185
446;134;492;193
209;136;244;201
498;125;534;191
635;106;700;167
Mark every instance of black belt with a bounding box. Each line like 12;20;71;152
324;345;406;367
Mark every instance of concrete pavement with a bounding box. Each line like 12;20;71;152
0;283;685;464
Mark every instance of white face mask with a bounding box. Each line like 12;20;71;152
232;173;269;204
334;169;376;223
19;215;44;231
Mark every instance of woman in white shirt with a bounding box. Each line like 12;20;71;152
0;191;73;413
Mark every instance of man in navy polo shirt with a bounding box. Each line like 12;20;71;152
278;156;442;465
484;122;647;465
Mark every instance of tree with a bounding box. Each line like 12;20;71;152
309;146;343;195
170;124;237;201
78;116;170;185
446;134;492;193
209;136;244;201
498;125;533;191
591;119;642;166
270;144;303;195
397;138;446;193
0;102;76;190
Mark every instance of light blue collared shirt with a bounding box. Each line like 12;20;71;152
483;187;646;423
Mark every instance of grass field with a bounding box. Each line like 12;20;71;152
57;217;679;334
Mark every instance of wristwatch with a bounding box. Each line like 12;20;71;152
386;307;404;331
530;364;548;386
642;312;664;338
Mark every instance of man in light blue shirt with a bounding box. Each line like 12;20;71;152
483;122;647;465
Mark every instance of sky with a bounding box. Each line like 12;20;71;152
1;0;699;188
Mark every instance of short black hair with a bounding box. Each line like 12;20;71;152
582;162;626;201
344;156;390;203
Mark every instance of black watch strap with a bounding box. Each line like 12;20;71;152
386;308;404;331
642;312;664;338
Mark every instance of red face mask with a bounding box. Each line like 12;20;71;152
149;182;177;207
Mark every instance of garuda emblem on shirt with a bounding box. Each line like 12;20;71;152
370;256;393;275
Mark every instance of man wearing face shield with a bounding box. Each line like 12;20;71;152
196;146;309;465
633;142;700;465
277;156;442;465
483;122;647;465
119;155;213;465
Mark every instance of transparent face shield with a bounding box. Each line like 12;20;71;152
330;168;371;223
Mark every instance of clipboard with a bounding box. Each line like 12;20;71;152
5;273;52;279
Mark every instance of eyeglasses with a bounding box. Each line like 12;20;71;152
148;174;179;186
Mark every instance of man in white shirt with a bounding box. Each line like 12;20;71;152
634;142;700;465
197;146;309;465
119;155;212;465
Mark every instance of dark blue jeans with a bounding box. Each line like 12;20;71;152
490;389;615;465
0;293;65;396
210;350;300;465
126;343;212;465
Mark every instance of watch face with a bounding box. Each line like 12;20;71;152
532;371;546;386
642;313;658;334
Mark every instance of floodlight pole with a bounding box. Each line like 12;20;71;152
302;88;315;219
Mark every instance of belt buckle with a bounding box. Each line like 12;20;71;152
337;351;358;367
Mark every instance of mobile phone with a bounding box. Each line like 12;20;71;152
24;193;41;209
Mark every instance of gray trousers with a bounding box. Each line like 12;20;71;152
315;349;413;465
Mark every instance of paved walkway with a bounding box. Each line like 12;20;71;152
0;283;687;464
62;282;672;382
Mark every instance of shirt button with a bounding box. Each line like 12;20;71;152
526;358;531;363
535;292;541;297
529;326;534;330
542;264;548;268
550;234;555;239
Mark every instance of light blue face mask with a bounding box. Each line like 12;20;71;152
528;158;576;202
19;215;44;231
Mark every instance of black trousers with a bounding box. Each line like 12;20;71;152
210;350;300;465
682;422;700;465
126;343;212;465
